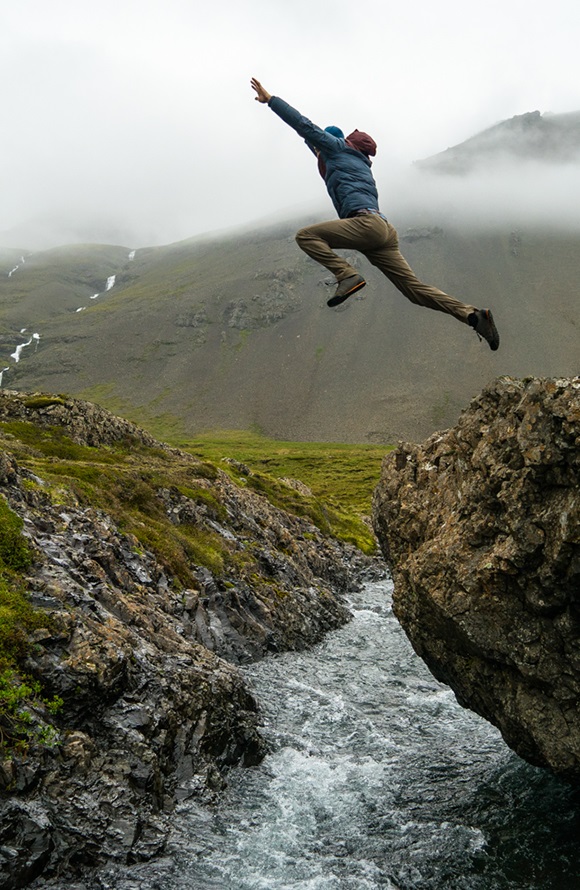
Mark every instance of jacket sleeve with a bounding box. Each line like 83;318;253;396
268;96;343;155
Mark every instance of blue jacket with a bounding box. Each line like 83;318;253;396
268;96;380;219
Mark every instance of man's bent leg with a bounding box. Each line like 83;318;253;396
296;217;378;281
366;223;476;323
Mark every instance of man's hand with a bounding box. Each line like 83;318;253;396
251;77;271;104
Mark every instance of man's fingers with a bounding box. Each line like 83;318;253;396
250;77;270;103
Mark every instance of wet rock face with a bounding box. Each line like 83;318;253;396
0;458;267;888
372;376;580;782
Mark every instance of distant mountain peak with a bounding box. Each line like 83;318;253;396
416;109;580;173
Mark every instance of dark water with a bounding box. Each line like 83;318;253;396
85;578;580;889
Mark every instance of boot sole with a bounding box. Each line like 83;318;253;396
482;310;500;350
327;279;366;308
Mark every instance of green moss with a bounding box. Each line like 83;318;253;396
0;499;61;754
29;458;232;581
0;418;387;579
0;498;32;572
23;396;67;410
245;472;331;533
0;500;41;673
0;421;105;462
176;485;227;521
180;525;227;576
115;477;165;518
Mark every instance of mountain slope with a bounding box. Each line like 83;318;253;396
417;110;580;173
1;217;579;443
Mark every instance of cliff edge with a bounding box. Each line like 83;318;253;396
372;376;580;782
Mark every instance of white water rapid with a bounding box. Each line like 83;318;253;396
81;576;580;890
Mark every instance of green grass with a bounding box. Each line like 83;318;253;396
0;497;33;574
0;420;388;568
186;430;389;519
105;425;388;553
176;430;390;553
0;576;42;670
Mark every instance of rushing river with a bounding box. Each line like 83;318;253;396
86;577;580;890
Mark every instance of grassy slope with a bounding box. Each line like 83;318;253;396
185;429;387;519
0;420;383;569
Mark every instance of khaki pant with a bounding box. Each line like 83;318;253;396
296;215;475;323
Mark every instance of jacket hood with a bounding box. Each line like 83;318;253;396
346;129;377;157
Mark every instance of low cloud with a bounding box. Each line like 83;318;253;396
383;160;580;233
4;157;580;253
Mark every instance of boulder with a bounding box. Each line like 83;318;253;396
372;376;580;782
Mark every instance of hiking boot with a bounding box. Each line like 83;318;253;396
469;309;500;351
327;274;366;307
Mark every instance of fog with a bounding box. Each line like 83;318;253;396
1;0;579;250
385;161;580;233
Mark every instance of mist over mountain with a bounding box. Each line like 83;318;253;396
3;109;580;252
390;109;580;234
416;110;580;173
0;111;579;444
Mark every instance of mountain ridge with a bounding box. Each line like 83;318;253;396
416;109;580;173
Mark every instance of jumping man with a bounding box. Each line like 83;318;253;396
250;77;499;351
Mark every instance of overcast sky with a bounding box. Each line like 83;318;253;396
2;0;580;249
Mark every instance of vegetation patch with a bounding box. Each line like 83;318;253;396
0;421;112;462
0;669;62;754
0;418;386;565
0;575;43;669
23;396;68;410
0;422;236;582
187;430;389;553
0;497;32;573
0;497;61;754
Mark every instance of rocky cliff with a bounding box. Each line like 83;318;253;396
0;392;377;889
372;376;580;782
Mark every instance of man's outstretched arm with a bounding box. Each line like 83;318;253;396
250;77;341;156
